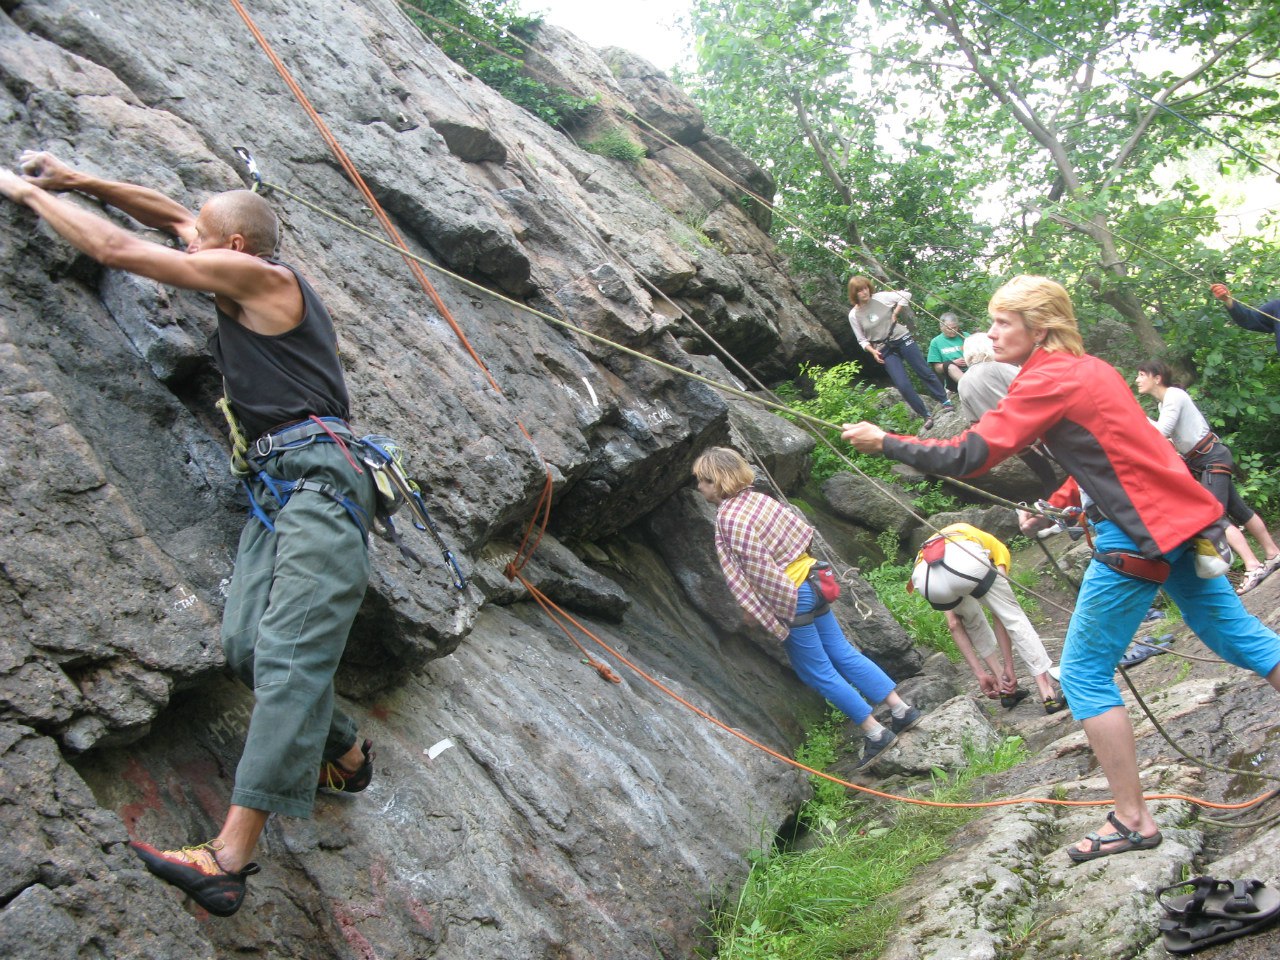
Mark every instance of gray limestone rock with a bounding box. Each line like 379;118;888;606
822;468;922;540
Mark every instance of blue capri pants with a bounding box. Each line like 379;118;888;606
783;582;896;723
1060;520;1280;721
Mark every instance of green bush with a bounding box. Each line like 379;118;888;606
775;363;957;519
399;0;597;127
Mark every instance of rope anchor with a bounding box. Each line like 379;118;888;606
232;145;268;194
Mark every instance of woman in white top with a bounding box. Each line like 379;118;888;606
1136;359;1280;594
847;275;950;428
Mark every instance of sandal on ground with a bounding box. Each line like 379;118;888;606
1065;811;1162;863
319;738;375;793
1158;877;1280;954
1119;633;1174;668
1237;560;1278;595
130;840;261;917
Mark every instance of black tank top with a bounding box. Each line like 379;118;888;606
208;258;351;439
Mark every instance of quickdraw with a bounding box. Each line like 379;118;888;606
356;435;466;590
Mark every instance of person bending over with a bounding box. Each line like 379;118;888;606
694;447;923;771
1;152;379;916
843;275;1280;863
1136;359;1280;594
911;523;1063;714
847;275;951;429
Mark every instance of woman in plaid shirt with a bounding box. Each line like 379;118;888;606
693;447;922;770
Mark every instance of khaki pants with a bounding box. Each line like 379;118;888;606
954;576;1053;678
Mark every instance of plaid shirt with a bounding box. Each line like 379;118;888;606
714;489;814;641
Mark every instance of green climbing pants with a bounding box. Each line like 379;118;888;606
221;441;375;818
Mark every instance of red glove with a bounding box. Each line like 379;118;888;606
1211;283;1231;301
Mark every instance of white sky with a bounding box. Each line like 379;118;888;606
516;0;695;71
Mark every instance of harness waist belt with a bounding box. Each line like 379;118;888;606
789;598;830;628
1186;431;1220;459
254;417;354;457
1092;550;1171;584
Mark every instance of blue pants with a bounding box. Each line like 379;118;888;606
882;337;948;418
783;583;896;723
1060;520;1280;721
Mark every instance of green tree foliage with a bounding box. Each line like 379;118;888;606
682;0;993;312
399;0;595;126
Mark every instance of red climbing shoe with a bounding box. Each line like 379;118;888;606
130;840;260;917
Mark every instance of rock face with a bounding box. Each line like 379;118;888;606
0;3;906;957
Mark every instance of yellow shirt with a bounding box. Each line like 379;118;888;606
916;523;1010;571
784;554;817;586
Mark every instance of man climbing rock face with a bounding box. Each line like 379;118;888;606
0;152;377;917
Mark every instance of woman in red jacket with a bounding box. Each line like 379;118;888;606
843;275;1280;862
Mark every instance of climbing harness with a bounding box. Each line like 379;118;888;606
216;398;466;589
1092;550;1171;585
233;416;371;538
910;534;998;610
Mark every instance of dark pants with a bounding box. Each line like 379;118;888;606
1187;441;1255;525
882;337;948;418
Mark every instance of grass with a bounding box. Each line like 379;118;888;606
702;717;1029;960
582;126;646;163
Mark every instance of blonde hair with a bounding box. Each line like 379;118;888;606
988;275;1084;356
847;275;875;306
202;189;279;256
692;446;755;501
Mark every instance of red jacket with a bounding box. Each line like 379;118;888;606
882;349;1222;557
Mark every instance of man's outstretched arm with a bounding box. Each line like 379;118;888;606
19;152;197;244
0;168;287;310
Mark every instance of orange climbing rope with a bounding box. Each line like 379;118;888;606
225;0;1278;817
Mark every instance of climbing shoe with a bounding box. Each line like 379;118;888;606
319;738;375;793
890;706;922;734
130;839;260;917
856;728;896;770
1043;697;1066;715
1000;688;1030;710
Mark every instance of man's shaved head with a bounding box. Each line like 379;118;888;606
201;189;279;256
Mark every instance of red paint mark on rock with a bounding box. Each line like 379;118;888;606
118;757;162;835
173;756;229;822
331;900;379;960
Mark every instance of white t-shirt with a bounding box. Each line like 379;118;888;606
1153;387;1212;456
